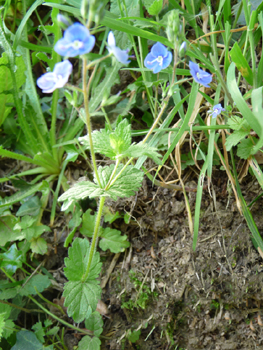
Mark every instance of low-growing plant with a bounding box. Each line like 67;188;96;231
1;0;263;349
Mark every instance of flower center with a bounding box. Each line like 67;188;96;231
196;72;200;79
214;108;219;114
156;56;163;65
147;55;164;67
71;40;84;50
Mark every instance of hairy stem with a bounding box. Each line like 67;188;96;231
82;196;106;282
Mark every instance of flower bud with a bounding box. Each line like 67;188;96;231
81;0;106;24
166;10;185;51
179;41;187;57
57;14;72;29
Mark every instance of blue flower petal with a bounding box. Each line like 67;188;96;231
64;23;91;43
151;42;168;58
54;23;95;57
144;52;157;69
162;51;173;70
111;47;130;64
107;31;130;65
37;60;72;93
144;42;172;73
189;61;212;87
37;73;57;93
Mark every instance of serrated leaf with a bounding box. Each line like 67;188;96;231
19;275;51;296
0;313;5;339
109;119;131;156
32;322;45;344
63;238;102;322
10;330;54;350
237;138;256;159
77;335;101;350
225;130;250;151
79;119;132;160
59;164;143;202
0;215;24;246
58;181;103;203
0;244;23;275
30;237;48;255
228;116;251;131
64;238;102;281
84;311;103;337
123;142;162;165
80;209;103;238
147;0;163;16
63;280;101;322
16;196;42;217
97;164;143;201
3;318;15;339
99;227;130;253
0;287;20;300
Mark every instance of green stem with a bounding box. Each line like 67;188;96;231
28;295;94;336
142;98;169;144
105;159;120;190
82;196;105;282
82;58;101;187
86;54;111;69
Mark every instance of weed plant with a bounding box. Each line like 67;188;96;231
1;0;263;348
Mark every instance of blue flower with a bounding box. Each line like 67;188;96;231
54;23;95;57
189;61;212;87
37;60;72;93
144;42;172;74
209;103;225;118
107;31;130;64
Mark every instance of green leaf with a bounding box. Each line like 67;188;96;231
11;330;54;350
89;64;120;113
19;275;51;296
32;322;45;344
3;318;15;339
227;116;251;131
0;314;5;339
0;244;23;275
109;119;132;156
110;0;140;49
0;182;44;208
84;311;103;337
236;138;256;159
77;335;101;350
24;225;51;241
80;209;103;238
227;63;262;144
144;0;163;16
16;196;42;217
64;238;101;281
124;142;162;165
225;130;250;151
229;43;253;85
0;214;24;246
99;227;130;253
59;164;143;202
127;329;141;343
63;238;102;322
30;237;48;255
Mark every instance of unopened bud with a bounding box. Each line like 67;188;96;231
179;41;187;57
57;14;72;29
166;10;185;51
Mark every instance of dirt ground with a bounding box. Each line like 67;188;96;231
97;170;263;350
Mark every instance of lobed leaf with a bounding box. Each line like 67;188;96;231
99;227;130;253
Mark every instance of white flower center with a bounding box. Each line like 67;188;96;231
196;72;200;79
70;40;84;50
214;108;219;114
147;55;163;66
